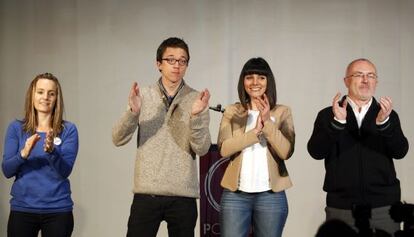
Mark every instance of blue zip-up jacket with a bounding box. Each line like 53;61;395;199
2;120;78;213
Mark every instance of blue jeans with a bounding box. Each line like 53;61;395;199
220;189;288;237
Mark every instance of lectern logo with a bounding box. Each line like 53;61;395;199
203;157;230;212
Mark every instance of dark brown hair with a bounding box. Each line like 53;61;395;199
156;37;190;63
237;57;277;109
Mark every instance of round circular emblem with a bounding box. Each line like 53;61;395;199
53;137;62;146
204;157;230;212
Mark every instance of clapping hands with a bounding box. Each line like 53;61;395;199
129;82;142;114
376;96;392;124
332;92;347;120
20;129;54;159
191;89;210;116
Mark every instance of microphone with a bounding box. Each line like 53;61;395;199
209;104;225;113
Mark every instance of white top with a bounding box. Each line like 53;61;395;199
239;110;273;193
347;97;373;128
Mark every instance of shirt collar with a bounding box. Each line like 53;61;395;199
157;78;184;98
157;78;185;108
346;96;373;114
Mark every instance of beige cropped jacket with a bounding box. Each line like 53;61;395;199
218;103;295;192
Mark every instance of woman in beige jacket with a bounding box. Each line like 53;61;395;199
218;57;295;237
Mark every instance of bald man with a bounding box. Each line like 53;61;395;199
307;58;409;236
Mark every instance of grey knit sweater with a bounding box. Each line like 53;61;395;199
112;82;211;198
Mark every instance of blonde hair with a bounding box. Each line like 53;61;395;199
23;73;65;135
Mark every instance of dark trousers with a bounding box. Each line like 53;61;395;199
326;206;400;236
7;210;73;237
127;193;197;237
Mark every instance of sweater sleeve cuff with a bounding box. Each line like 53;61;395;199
190;109;209;129
377;119;391;131
331;119;346;130
17;153;27;163
123;109;140;125
247;129;261;143
262;119;276;136
126;105;140;117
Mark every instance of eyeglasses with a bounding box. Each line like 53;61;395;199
347;72;377;80
162;58;188;66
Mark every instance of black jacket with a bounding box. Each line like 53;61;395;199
307;97;409;209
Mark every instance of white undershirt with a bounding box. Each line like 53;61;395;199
347;97;373;128
239;110;271;193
